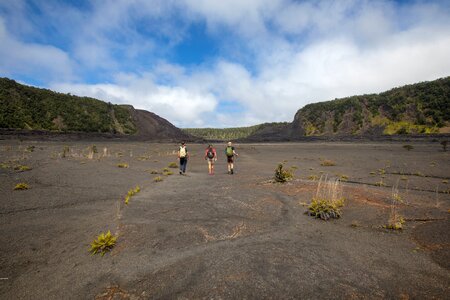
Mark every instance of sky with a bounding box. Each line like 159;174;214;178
0;0;449;128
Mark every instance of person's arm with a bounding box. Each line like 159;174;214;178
233;147;238;156
204;149;208;160
213;148;217;160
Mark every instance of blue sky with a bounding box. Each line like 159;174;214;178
1;0;449;128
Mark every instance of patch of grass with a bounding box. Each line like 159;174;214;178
274;163;293;183
369;171;376;175
14;183;29;190
350;221;360;228
339;174;349;181
400;176;408;181
14;165;32;172
62;146;70;158
168;162;178;168
154;176;163;182
442;180;448;184
377;168;386;175
307;174;319;181
320;160;336;166
163;170;174;176
89;231;117;256
125;186;140;204
414;171;424;177
374;180;386;187
385;185;405;230
403;144;414;151
117;163;129;168
306;176;344;220
291;165;298;170
149;170;159;174
162;167;170;172
26;145;35;152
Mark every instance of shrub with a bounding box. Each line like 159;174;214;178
274;164;293;183
306;176;344;220
14;165;32;172
320;160;336;166
339;174;349;181
125;185;140;204
154;176;163;182
307;175;319;181
374;180;386;187
117;163;129;168
403;144;413;151
62;146;70;158
89;231;117;256
14;183;29;190
168;162;178;168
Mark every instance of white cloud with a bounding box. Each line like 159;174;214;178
0;18;75;81
2;0;450;128
51;72;218;128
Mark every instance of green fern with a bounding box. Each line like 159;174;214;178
89;231;117;256
14;183;29;190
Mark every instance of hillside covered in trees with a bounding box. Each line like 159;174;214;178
183;123;289;141
0;78;136;134
0;78;191;141
288;77;450;137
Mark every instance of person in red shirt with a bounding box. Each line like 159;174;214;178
204;144;217;175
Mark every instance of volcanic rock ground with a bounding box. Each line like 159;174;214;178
0;141;449;299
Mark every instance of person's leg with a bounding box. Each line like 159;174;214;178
182;159;187;173
208;160;212;174
211;161;214;174
179;158;183;174
230;162;234;174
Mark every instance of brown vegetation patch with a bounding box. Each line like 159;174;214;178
95;285;134;300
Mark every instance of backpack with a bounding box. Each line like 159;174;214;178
207;148;214;159
226;146;233;157
179;146;186;158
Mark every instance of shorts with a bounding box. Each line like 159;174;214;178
227;156;234;163
207;158;215;163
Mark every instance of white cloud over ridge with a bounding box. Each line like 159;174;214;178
1;0;450;127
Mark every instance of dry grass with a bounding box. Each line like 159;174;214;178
386;183;405;230
306;175;345;220
154;176;163;182
117;163;129;168
320;160;336;166
168;162;178;168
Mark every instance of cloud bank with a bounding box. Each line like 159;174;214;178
1;0;450;127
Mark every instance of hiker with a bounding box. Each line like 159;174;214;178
204;144;217;175
177;141;189;175
225;141;238;174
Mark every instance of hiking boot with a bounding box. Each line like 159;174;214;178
231;169;234;174
179;171;182;175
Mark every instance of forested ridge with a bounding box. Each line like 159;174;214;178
183;122;289;141
290;76;450;136
0;78;136;134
